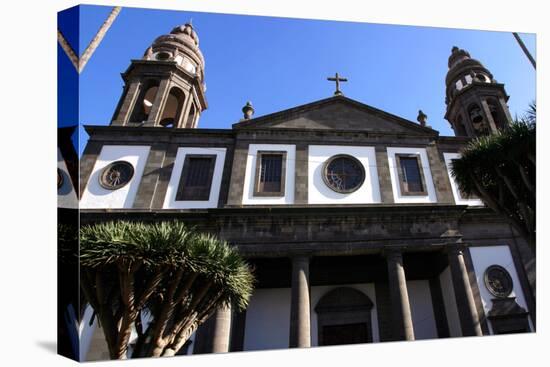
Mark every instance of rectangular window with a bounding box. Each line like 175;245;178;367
396;154;427;195
176;154;216;201
254;151;286;196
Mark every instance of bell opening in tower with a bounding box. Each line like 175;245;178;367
159;87;186;128
130;80;160;123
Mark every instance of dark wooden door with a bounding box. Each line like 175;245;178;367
322;323;368;346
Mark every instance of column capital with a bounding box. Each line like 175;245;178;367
444;243;467;256
381;247;405;260
290;254;312;263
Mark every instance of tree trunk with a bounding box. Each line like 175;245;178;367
78;6;122;73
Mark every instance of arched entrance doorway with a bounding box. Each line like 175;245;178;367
315;287;374;346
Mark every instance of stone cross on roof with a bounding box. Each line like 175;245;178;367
327;72;348;96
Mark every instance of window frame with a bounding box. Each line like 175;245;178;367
253;150;287;197
395;153;428;196
175;154;217;201
322;154;366;194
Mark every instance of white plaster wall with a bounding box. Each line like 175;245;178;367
243;284;380;351
386;147;437;203
80;305;99;361
243;288;291;351
81;145;150;209
469;245;533;333
186;331;197;355
310;283;379;346
406;280;438;340
308;145;381;204
57;148;78;209
443;152;483;206
163;147;226;209
242;144;295;205
439;266;462;337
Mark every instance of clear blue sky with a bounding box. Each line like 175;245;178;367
58;5;536;155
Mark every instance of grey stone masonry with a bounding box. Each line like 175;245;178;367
294;143;309;204
226;140;249;206
111;80;140;126
151;143;179;209
79;141;103;197
217;145;235;207
507;235;536;327
426;142;455;204
133;144;166;209
375;145;394;203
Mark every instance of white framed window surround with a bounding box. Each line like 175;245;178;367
80;145;151;209
163;147;226;209
443;152;483;206
58;148;78;209
469;245;534;333
242;144;295;205
308;145;381;204
387;147;437;203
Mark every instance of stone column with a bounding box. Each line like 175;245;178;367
145;78;171;126
111;80;140;125
447;245;483;336
209;305;232;353
385;250;415;341
193;305;232;354
289;256;311;348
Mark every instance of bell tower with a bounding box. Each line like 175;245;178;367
111;23;207;128
444;46;513;137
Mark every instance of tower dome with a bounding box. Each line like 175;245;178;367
111;23;208;129
443;46;512;137
143;22;205;82
445;46;493;101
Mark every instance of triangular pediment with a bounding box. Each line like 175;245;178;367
233;96;438;136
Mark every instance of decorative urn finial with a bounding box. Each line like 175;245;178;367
417;110;428;127
242;101;255;119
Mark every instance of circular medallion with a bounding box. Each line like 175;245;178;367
99;161;134;190
57;168;64;189
322;154;365;193
484;265;513;298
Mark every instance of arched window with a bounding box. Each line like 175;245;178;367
468;103;489;135
487;98;505;129
186;103;197;128
130;80;160;123
159;87;185;127
314;287;374;346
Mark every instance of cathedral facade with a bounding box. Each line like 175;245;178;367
69;23;535;359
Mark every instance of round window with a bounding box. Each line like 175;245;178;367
323;155;365;193
484;265;513;299
99;161;135;190
475;73;486;82
156;51;171;61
